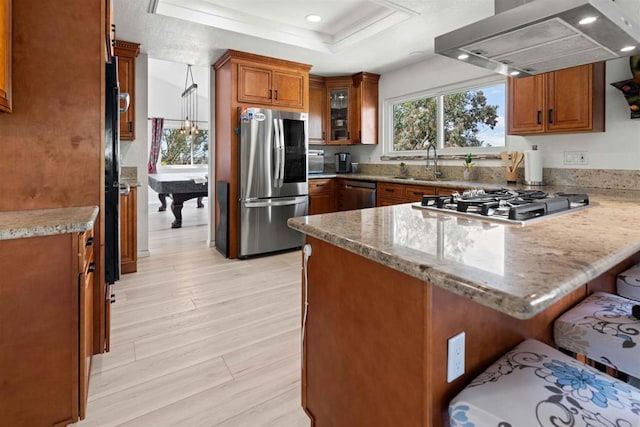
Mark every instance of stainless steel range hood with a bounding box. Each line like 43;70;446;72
434;0;640;77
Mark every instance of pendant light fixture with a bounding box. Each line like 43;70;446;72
181;64;199;136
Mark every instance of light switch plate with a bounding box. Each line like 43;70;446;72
447;332;465;383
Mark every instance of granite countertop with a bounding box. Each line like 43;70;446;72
309;173;507;190
0;206;99;240
288;186;640;319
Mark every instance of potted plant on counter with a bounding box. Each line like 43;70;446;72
463;153;474;181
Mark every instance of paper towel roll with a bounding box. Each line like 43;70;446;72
524;150;543;185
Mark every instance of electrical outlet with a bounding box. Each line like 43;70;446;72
447;332;465;383
564;151;588;165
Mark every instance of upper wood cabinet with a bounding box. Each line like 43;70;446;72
353;72;379;145
309;76;326;144
507;62;605;135
238;63;306;109
326;76;354;144
310;72;380;146
104;0;115;63
114;40;140;141
0;0;12;113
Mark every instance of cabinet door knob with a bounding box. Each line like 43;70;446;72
85;236;94;247
88;262;96;273
110;294;116;304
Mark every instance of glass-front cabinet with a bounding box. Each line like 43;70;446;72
326;77;353;144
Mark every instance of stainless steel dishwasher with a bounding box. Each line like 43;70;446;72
342;180;377;210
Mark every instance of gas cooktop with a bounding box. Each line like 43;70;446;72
412;188;594;225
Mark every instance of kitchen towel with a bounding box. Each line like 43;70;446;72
524;149;543;184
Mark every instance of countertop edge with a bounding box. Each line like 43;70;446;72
288;215;640;319
0;206;99;241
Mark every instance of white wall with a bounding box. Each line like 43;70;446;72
358;55;640;170
120;53;150;258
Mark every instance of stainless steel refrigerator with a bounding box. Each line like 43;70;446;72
238;108;308;258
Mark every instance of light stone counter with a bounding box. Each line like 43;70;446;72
0;206;99;240
288;187;640;319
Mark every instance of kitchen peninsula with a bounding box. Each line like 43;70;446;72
288;186;640;426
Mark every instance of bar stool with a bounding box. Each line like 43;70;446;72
449;339;640;427
554;292;640;379
618;263;640;302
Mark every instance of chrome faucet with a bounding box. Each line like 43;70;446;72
425;141;440;179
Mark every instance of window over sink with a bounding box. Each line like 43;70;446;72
385;76;506;156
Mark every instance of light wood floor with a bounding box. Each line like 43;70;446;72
76;200;310;426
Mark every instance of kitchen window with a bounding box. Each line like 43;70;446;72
386;77;506;155
160;128;209;166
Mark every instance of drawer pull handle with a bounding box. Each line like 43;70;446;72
85;237;94;247
88;262;96;273
385;188;394;193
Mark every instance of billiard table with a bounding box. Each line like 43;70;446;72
148;173;208;228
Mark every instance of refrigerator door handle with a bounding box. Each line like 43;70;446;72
272;118;281;187
278;118;285;188
243;196;307;208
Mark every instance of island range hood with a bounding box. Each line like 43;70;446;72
434;0;640;77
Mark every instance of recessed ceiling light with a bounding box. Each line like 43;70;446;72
579;16;598;25
457;54;469;60
509;71;521;76
306;14;321;23
620;45;636;52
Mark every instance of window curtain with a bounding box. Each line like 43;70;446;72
147;118;164;173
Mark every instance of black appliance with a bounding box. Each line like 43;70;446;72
105;60;120;285
335;152;351;173
415;188;591;225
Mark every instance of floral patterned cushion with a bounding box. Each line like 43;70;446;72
618;264;640;302
554;292;640;379
449;339;640;427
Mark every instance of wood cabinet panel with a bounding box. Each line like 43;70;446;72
507;74;544;134
0;229;96;425
120;186;137;274
273;70;304;108
404;185;435;202
0;0;11;113
115;40;140;141
308;76;326;144
238;64;272;104
104;0;115;63
547;64;604;132
507;63;605;135
309;179;336;215
353;72;379;144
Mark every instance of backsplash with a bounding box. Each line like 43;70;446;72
355;163;640;190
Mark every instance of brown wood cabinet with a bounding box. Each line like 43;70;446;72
238;63;305;109
377;182;464;206
214;50;311;258
120;186;137;274
353;72;379;145
309;179;336;215
309;76;326;144
507;63;605;135
114;40;140;141
0;225;95;425
310;72;380;146
0;0;11;113
104;0;115;63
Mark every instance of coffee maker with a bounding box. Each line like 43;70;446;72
335;152;351;173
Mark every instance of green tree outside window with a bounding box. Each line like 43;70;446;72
161;129;209;165
393;83;503;151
